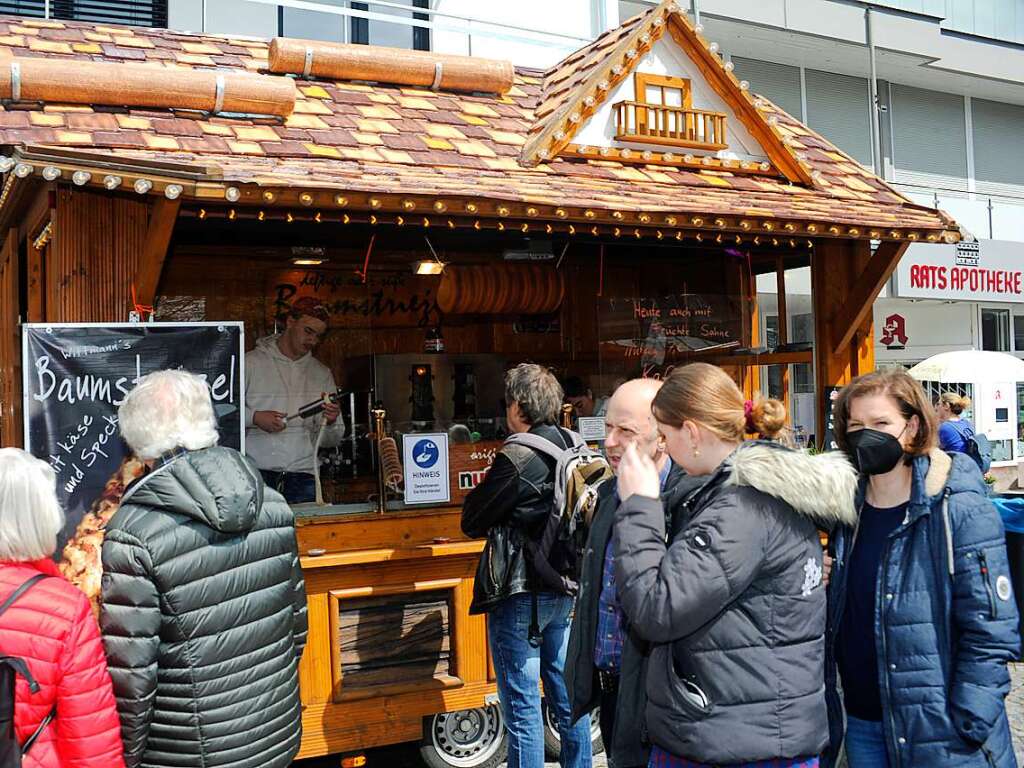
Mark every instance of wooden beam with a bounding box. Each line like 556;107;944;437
830;240;908;354
134;197;181;309
0;227;21;447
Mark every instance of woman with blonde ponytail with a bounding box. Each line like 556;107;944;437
613;363;859;768
937;391;976;455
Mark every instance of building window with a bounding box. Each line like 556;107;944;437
982;308;1011;351
1014;315;1024;352
0;0;167;26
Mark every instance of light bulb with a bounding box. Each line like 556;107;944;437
164;184;182;200
133;178;153;194
225;186;241;202
72;171;91;186
42;166;61;181
0;156;13;173
103;175;122;190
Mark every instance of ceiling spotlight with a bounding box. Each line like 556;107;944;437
414;260;445;275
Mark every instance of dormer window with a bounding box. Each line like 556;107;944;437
614;73;728;151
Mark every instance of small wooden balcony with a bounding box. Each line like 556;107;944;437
613;100;728;151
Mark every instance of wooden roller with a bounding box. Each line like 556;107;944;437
437;265;564;315
0;57;297;117
378;437;404;492
268;38;515;95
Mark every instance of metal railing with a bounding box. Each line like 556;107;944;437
614;100;728;150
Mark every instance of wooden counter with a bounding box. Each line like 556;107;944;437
293;505;493;759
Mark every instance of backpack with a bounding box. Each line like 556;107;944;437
0;574;56;768
505;430;612;645
964;428;993;474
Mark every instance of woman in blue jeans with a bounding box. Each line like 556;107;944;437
826;370;1019;768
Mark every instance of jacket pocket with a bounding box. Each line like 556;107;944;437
669;648;714;719
976;547;1013;621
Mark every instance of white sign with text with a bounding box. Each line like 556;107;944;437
403;433;450;505
894;241;1024;303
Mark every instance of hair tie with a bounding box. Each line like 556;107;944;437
743;399;756;433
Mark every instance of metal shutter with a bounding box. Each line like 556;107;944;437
972;98;1024;194
731;57;803;120
804;68;873;167
890;84;968;190
0;0;168;26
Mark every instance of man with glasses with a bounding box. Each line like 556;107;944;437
245;296;344;503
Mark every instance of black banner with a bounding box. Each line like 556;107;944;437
22;323;244;552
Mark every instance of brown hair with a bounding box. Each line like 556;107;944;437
940;391;972;416
833;369;937;457
289;296;330;324
651;363;787;441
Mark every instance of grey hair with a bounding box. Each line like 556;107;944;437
0;448;64;561
119;369;219;460
505;363;563;426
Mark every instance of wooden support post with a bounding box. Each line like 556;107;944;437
812;239;876;445
830;240;908;355
0;227;21;447
135;197;181;310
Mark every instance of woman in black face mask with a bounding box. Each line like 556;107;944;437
822;369;1019;768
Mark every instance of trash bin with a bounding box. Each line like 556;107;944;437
992;496;1024;649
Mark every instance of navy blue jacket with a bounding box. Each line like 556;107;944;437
824;449;1020;768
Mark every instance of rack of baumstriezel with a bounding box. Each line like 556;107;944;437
371;408;404;514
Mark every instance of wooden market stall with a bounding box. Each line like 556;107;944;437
0;1;961;765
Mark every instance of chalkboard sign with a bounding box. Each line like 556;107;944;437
21;323;245;553
599;289;742;369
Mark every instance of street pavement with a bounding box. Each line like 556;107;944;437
1009;662;1024;764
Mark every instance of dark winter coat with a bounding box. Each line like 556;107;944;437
461;423;575;614
824;449;1020;768
614;442;858;765
566;465;697;768
100;446;308;768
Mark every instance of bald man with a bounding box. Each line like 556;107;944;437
565;379;701;768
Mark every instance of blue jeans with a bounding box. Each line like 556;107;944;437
259;470;315;504
845;716;891;768
488;592;592;768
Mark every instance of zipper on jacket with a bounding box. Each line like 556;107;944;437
978;550;997;619
878;538;902;766
981;744;998;768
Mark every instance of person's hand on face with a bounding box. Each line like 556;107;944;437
254;410;287;433
322;398;341;425
616;443;661;500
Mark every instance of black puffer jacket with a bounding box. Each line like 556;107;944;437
100;446;308;768
462;423;573;614
614;442;857;764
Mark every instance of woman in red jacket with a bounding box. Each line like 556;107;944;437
0;447;125;768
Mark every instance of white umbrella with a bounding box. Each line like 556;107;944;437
907;350;1024;383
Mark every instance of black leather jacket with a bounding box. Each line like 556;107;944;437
462;423;573;614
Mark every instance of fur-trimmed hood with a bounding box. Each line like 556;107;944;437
727;442;859;527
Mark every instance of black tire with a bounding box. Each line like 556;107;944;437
419;706;507;768
542;699;604;760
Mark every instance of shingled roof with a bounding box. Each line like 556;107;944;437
0;8;960;244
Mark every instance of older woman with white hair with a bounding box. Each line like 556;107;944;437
100;369;308;768
0;448;124;768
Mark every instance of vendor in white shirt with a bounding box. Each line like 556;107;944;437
245;296;345;504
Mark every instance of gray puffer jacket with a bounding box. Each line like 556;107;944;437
100;446;308;768
614;442;858;764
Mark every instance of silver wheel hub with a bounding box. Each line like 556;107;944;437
430;706;504;767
